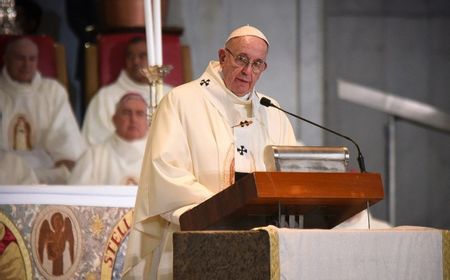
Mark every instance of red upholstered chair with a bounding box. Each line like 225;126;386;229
84;31;192;107
0;34;68;89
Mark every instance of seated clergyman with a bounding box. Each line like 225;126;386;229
69;93;148;185
0;37;86;184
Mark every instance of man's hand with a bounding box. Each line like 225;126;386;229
55;160;75;171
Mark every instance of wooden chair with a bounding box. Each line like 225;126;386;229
84;29;192;108
0;34;69;90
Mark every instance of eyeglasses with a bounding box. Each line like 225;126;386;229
225;48;267;73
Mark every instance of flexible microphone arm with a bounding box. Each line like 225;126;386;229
260;97;366;173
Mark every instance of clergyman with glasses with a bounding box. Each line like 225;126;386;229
123;25;299;279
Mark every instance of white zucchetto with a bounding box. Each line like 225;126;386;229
225;25;269;47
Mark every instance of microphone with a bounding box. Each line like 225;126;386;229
260;97;367;173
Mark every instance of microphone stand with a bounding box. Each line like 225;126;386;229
260;97;372;228
260;97;366;173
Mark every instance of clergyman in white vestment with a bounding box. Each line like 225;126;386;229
0;37;86;184
123;25;299;279
69;93;148;185
82;36;172;146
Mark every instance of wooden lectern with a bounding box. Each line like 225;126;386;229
179;172;384;230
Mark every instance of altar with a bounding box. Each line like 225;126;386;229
0;185;137;279
174;227;449;280
0;185;448;279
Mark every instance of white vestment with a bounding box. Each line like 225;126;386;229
68;134;147;185
82;70;172;146
0;151;39;185
0;67;86;184
123;61;298;279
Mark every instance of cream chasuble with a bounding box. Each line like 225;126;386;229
123;61;297;279
68;134;147;185
82;70;172;146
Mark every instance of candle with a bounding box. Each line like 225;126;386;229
144;0;156;65
153;0;163;65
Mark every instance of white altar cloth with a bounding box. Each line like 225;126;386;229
0;185;137;207
276;227;447;280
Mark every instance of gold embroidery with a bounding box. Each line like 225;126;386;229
0;211;32;280
254;226;280;280
12;115;32;150
222;144;235;189
231;119;253;128
229;158;235;186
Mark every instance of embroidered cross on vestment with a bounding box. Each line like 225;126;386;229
200;79;210;86
237;145;247;156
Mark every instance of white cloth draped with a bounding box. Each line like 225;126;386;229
68;134;147;185
277;227;443;280
123;61;297;279
82;70;172;146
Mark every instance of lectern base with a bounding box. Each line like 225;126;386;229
173;230;270;280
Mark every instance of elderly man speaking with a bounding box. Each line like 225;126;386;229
123;25;298;279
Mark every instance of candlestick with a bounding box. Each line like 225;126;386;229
140;65;173;124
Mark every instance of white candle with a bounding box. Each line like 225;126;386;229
144;0;156;65
153;0;163;65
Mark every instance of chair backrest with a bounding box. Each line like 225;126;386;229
0;35;68;88
97;32;184;87
84;31;190;107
